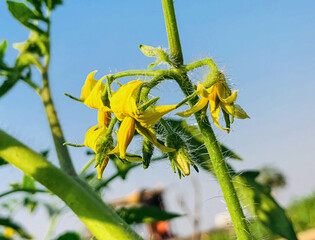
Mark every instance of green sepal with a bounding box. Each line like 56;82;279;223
222;109;231;133
142;137;154;169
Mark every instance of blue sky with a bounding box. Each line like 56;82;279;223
1;0;315;238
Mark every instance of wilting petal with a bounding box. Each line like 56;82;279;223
98;108;112;127
234;104;250;119
97;156;109;179
84;125;108;153
176;97;208;117
135;122;175;152
209;99;229;130
110;80;146;120
136;105;177;128
116;117;136;159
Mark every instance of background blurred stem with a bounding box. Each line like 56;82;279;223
39;19;76;176
161;0;251;239
0;129;143;240
40;71;76;176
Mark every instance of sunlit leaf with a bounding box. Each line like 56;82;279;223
117;206;181;224
233;171;297;240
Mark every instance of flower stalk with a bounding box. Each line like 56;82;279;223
161;0;251;238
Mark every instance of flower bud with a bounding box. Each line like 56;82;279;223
166;133;197;178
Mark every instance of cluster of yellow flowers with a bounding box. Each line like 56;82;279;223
79;70;249;178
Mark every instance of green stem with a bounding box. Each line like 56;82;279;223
79;158;95;175
40;72;77;176
162;0;183;66
161;0;251;239
0;188;47;198
0;130;142;240
138;97;160;111
44;211;61;240
108;69;177;83
184;58;218;72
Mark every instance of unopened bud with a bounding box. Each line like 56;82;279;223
166;133;196;178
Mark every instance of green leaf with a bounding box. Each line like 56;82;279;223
7;1;45;33
55;232;80;240
117;206;181;224
0;217;32;239
233;171;297;240
0;70;21;98
142;137;154;169
22;175;36;190
139;44;171;68
26;0;43;14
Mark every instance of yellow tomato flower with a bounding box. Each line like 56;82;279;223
83;124;110;179
177;81;249;130
81;71;113;178
109;80;176;159
81;70;111;127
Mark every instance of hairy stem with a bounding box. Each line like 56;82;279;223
161;0;251;239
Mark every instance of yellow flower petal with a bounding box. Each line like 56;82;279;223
210;99;229;131
81;71;98;100
135;122;175;152
176;97;209;117
216;83;238;104
84;79;106;109
116;117;136;159
84;125;107;153
196;82;211;98
97;156;109;179
110;80;146;120
136;105;177;128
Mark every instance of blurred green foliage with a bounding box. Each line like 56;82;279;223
287;191;315;233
